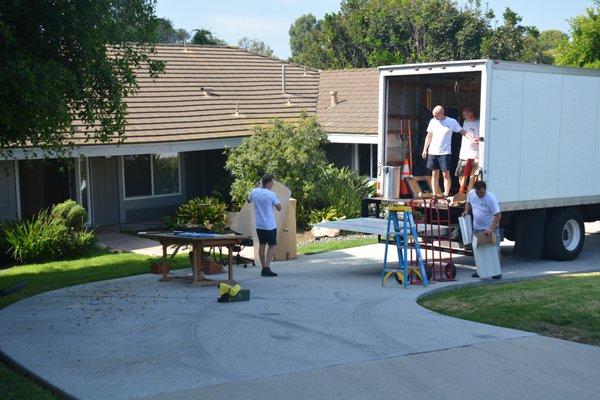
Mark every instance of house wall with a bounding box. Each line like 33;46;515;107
0;161;19;221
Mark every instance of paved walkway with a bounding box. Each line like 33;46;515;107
1;223;600;400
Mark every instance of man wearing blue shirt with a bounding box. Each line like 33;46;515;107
248;174;282;277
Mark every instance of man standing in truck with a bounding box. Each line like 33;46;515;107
456;107;480;188
422;105;467;197
462;180;502;279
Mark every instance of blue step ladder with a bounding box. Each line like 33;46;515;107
382;204;429;288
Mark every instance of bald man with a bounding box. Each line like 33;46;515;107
422;105;467;197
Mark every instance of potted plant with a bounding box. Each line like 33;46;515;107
148;257;172;274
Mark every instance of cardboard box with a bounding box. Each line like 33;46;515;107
472;231;496;247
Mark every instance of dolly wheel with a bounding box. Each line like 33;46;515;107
444;263;457;279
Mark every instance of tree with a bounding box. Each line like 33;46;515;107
521;29;567;64
237;37;275;58
288;0;495;69
225;116;329;224
155;18;190;44
556;1;600;68
191;29;226;45
0;0;164;157
289;13;331;68
481;8;532;61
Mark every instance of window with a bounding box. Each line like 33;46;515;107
358;144;377;178
123;153;180;199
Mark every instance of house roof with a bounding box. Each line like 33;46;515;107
316;69;379;135
75;44;320;145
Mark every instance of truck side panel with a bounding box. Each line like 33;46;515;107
487;69;525;202
488;67;600;205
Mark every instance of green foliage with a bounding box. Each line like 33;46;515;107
51;200;87;231
226;116;329;222
191;29;226;45
289;1;568;68
1;209;95;264
1;207;95;265
155;18;190;44
176;197;227;232
315;165;374;220
556;1;600;68
309;207;346;224
481;8;534;61
289;0;493;68
0;0;165;157
238;37;275;57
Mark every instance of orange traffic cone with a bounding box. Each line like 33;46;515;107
400;158;410;197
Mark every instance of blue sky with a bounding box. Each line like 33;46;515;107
155;0;592;59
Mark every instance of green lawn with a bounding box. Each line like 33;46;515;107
0;362;57;400
297;236;377;256
419;272;600;346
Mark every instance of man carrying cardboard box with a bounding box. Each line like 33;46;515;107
462;180;502;279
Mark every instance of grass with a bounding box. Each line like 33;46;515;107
0;247;191;310
0;362;57;400
419;272;600;346
297;236;377;256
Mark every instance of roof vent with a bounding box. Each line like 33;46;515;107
184;39;188;52
281;65;286;94
330;91;338;107
303;65;307;76
234;102;240;117
200;87;211;97
285;97;292;107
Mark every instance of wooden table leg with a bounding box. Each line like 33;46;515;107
228;245;234;282
159;243;171;282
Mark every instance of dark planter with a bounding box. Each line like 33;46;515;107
150;262;171;275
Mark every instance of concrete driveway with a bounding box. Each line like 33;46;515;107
1;223;600;400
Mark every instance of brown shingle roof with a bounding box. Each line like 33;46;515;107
316;69;379;135
76;44;319;144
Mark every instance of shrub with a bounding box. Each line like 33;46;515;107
309;207;345;224
176;196;227;232
2;208;96;264
315;165;374;220
2;210;70;263
51;200;87;231
225;116;329;211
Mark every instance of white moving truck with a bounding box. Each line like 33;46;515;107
373;59;600;261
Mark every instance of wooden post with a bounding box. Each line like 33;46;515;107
227;245;234;282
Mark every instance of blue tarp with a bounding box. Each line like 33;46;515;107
173;231;215;238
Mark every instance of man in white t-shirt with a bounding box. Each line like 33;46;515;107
455;107;480;188
248;174;281;277
462;180;502;279
422;105;467;197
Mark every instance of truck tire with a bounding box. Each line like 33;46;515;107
544;208;585;261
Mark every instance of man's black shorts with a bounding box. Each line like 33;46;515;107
256;228;277;245
426;154;451;171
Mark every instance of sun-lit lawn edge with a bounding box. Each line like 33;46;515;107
418;272;600;346
0;247;191;310
298;236;377;256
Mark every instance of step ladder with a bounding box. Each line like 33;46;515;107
381;204;429;288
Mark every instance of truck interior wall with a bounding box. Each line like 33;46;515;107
386;72;481;191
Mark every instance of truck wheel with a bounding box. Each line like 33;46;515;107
544;208;585;261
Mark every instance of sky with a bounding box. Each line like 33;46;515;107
155;0;592;59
